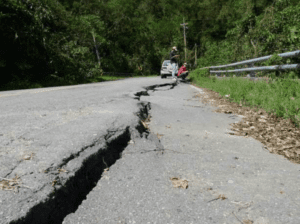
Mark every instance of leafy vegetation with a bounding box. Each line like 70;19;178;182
188;0;300;129
1;0;300;90
190;71;300;128
197;0;300;70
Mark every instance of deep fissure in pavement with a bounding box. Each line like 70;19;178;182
11;112;150;224
11;128;132;224
145;82;177;91
134;82;177;101
10;82;175;224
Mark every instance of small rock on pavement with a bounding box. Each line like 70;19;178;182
23;155;31;160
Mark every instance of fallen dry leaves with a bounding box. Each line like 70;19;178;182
58;168;68;173
217;194;227;200
208;194;227;202
0;175;21;192
192;80;300;164
170;177;188;189
51;180;57;187
156;133;164;139
0;174;31;192
141;115;151;129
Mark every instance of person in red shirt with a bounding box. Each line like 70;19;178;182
177;62;189;80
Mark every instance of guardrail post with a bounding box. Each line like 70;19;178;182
235;65;240;77
247;63;256;78
216;68;220;77
233;66;236;78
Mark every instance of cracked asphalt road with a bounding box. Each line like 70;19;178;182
63;80;300;224
0;77;172;223
1;77;300;224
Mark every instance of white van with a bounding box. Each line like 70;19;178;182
160;60;178;78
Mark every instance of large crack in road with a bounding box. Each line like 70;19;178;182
61;80;300;224
6;78;299;224
8;82;177;224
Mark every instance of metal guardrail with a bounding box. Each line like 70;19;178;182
210;64;300;74
205;50;300;77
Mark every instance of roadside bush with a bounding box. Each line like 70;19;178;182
190;68;210;81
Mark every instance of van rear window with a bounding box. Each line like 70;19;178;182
163;61;170;66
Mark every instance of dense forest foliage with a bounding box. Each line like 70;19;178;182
1;0;300;87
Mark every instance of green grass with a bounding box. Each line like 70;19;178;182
0;74;158;92
190;68;300;128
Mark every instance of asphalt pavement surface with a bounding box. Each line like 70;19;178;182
64;78;299;224
1;77;299;224
0;78;171;223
